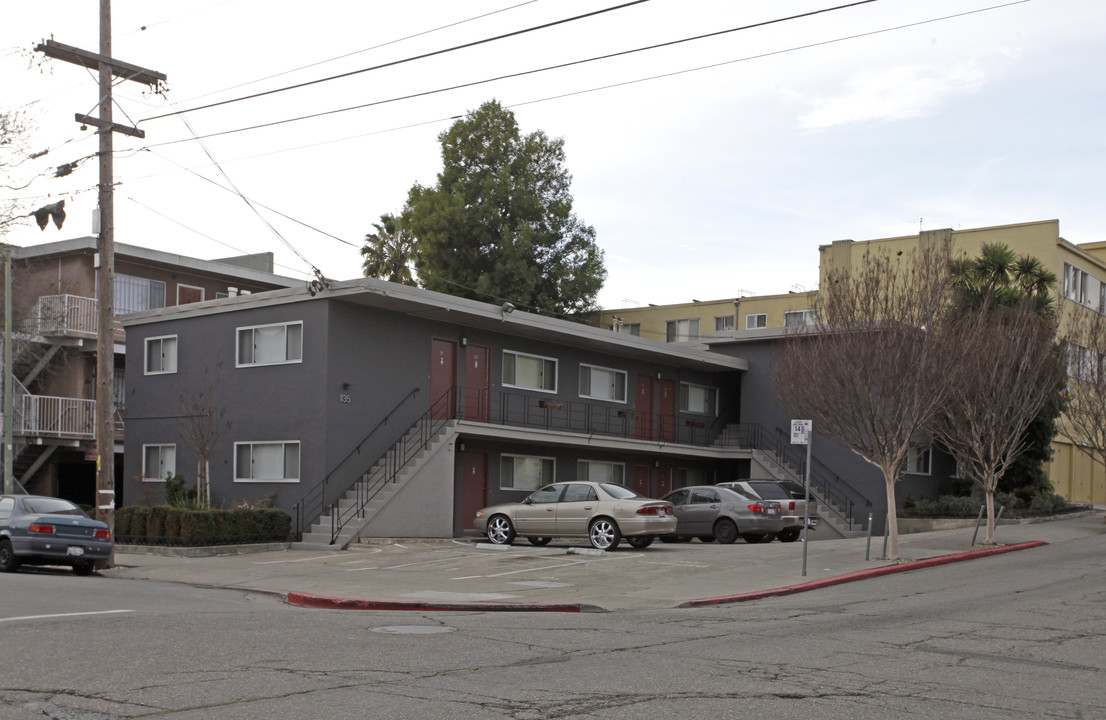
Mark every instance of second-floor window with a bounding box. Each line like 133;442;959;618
665;318;699;342
579;364;627;402
784;310;817;327
502;350;557;392
116;274;166;315
714;315;735;331
746;313;767;329
237;322;303;367
145;335;177;374
680;382;718;415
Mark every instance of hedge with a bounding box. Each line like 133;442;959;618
115;506;292;546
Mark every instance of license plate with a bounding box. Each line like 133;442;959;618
66;546;85;557
657;508;667;516
769;507;780;515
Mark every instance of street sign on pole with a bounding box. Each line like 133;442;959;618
791;419;813;576
791;419;811;445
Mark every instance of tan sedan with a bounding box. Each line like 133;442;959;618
474;481;677;551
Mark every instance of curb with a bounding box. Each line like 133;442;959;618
286;591;606;614
679;540;1048;607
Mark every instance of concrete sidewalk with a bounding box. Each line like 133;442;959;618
103;509;1105;613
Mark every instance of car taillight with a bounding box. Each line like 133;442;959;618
636;505;669;515
29;523;55;534
95;529;111;539
789;501;796;511
748;504;766;514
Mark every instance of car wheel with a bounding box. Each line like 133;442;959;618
697;535;716;543
627;536;654;549
743;533;774;544
486;515;516;545
713;518;738;544
588;518;621;551
777;528;802;543
73;561;95;577
526;537;552;546
0;539;20;573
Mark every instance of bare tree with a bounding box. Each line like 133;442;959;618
1058;300;1106;481
774;242;954;560
934;298;1064;545
177;365;230;507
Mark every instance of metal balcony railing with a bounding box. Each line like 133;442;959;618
31;294;98;337
18;394;96;439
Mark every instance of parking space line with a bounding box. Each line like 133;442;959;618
344;551;491;572
450;552;643;580
0;609;133;623
253;554;344;565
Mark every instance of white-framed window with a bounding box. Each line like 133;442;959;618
502;350;557;392
784;309;817;327
237;321;303;367
115;274;166;315
177;283;205;305
679;382;718;415
1063;262;1088;304
579;364;627;402
234;441;300;482
145;335;177;375
665;318;699;343
142;444;176;481
906;447;932;475
500;454;555;491
1064;340;1102;382
746;313;767;329
714;315;735;331
619;323;640;336
577;460;625;486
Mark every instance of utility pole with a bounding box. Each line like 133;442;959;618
36;0;165;563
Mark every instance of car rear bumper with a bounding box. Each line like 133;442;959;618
617;515;678;536
12;536;113;564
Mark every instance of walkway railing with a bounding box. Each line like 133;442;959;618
19;394;96;439
31;294;97;337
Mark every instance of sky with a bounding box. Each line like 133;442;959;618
3;0;1105;311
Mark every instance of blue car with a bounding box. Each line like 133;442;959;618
0;495;113;576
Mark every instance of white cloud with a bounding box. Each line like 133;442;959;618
798;50;1017;130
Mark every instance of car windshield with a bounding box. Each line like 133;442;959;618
23;497;85;516
599;483;642;499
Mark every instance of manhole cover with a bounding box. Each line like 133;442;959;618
371;625;457;635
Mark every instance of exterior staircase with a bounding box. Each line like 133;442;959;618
714;423;869;538
294;420;457;550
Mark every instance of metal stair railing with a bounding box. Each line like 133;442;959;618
291;387;421;541
722;423;872;530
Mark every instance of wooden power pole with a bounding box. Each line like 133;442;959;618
37;0;165;564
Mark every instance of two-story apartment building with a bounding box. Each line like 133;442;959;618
121;277;885;546
2;237;298;506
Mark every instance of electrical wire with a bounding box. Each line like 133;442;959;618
131;0;880;150
140;0;653;123
174;0;544;105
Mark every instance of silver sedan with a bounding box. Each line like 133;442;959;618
661;485;786;544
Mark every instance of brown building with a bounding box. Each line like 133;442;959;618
2;237;298;506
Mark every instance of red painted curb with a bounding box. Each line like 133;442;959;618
680;540;1048;607
286;591;599;613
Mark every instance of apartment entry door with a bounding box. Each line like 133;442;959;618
463;343;491;422
430;338;457;419
635;375;653;440
460;451;488;531
658;379;677;443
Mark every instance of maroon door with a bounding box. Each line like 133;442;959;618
656;466;674;496
658;379;677;443
635;375;653;440
461;451;488;531
632;464;652;497
463;344;491;422
430;338;457;419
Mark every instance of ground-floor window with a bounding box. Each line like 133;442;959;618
234;441;300;482
500;454;555;491
577;460;625;486
142;444;176;481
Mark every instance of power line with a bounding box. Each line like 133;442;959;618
132;0;880;149
174;0;544;106
140;0;652;123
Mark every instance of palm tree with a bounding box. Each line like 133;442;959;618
361;213;417;284
950;242;1056;314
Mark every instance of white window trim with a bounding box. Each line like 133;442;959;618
906;447;933;476
142;443;176;482
714;315;735;331
578;460;626;486
746;313;767;329
177;283;206;304
679;381;718;415
784;309;817;327
502;349;558;394
144;334;178;375
236;321;304;368
578;363;628;404
233;440;301;483
500;453;556;491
